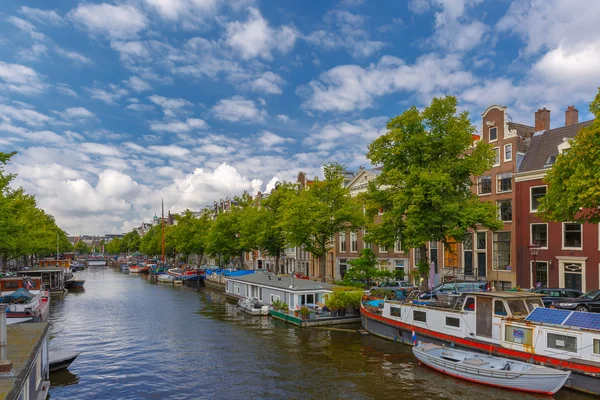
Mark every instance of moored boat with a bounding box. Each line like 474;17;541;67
120;264;130;272
0;277;50;322
64;279;85;289
156;274;174;283
129;265;141;273
49;351;80;372
237;298;269;316
413;342;570;395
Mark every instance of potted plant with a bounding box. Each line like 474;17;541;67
281;302;289;314
299;306;310;320
325;293;340;317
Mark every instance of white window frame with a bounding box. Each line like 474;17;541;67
492;147;500;166
496;172;512;193
530;185;547;213
592;337;600;359
489;126;498;142
477;175;492;196
379;245;386;253
363;229;372;250
530;223;548;249
340;232;347;252
544;331;581;356
350;232;357;253
562;222;583;250
504;143;512;162
394;239;402;253
530;260;549;289
497;199;512;222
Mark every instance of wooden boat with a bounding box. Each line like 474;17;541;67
49;351;80;372
413;342;570;394
129;265;141;273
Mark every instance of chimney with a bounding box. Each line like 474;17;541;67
535;108;550;131
565;106;579;127
0;305;12;373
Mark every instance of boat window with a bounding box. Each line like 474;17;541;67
463;297;475;312
270;294;274;302
4;281;18;289
525;299;543;312
504;325;533;346
445;317;460;328
494;300;507;316
547;333;578;353
594;339;600;355
307;294;315;304
414;310;427;323
390;307;401;317
507;300;529;316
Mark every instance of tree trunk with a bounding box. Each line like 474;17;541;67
319;254;326;283
419;243;429;291
275;253;280;275
1;255;6;272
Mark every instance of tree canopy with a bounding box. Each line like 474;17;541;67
538;88;600;223
365;96;502;279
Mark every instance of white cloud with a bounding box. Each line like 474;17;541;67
126;103;154;112
85;85;128;105
19;7;64;25
211;95;267;123
0;104;51;126
532;43;600;90
69;3;148;40
56;83;77;97
149;118;208;133
276;114;291;123
55;107;96;120
55;47;93;65
302;54;474;112
0;62;46;95
265;176;279;193
247;71;285;95
7;16;46;41
124;76;152;92
148;95;192;117
143;0;220;29
305;117;387;152
257;131;294;148
225;7;298;60
17;44;48;62
147;145;190;158
80;142;123;157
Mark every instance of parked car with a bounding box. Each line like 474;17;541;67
370;281;416;298
551;289;600;312
419;280;488;300
533;288;583;307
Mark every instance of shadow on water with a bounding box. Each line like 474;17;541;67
46;269;597;400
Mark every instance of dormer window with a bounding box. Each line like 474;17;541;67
544;155;557;168
489;127;498;141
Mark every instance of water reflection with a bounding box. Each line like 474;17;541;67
50;369;80;388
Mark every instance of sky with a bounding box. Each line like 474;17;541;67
1;0;599;235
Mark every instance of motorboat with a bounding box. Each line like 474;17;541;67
64;279;85;289
413;342;570;395
237;298;269;316
120;264;130;272
129;265;141;273
157;274;174;283
49;351;80;372
0;277;50;322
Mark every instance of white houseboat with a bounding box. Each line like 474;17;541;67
17;268;66;295
0;277;50;322
361;292;600;394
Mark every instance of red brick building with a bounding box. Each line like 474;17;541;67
515;107;597;291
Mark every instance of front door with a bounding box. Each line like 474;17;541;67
564;263;582;291
477;253;486;278
464;251;473;276
476;297;493;338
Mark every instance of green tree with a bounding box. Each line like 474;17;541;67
121;230;141;254
140;225;161;256
74;240;90;255
538;89;600;223
281;163;364;282
206;209;242;267
342;248;379;287
365;96;502;285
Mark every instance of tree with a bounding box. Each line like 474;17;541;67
365;96;502;285
206;210;240;267
281;163;364;282
121;230;141;254
74;240;90;255
342;248;379;287
140;225;161;256
538;88;600;223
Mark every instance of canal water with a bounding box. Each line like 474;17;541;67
48;268;595;400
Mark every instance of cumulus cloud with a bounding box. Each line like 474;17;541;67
0;61;46;95
69;3;148;40
85;84;129;105
149;118;208;133
257;131;294;148
211;95;267;123
247;71;285;95
124;76;152;92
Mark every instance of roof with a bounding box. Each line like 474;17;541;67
228;273;337;292
17;267;65;273
472;292;544;299
0;323;49;399
507;122;534;152
518;120;593;173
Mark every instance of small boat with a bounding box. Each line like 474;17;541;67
49;351;80;372
129;266;141;273
120;265;130;272
139;265;150;273
71;262;85;271
412;342;570;395
157;274;174;283
64;279;85;289
237;298;269;316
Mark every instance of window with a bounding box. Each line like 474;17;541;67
497;172;512;193
493;147;500;166
476;232;486;250
493;232;511;270
531;224;548;248
493;281;512;290
563;223;582;249
530;186;546;212
507;300;529;316
547;333;578;353
594;339;600;355
414;310;427;322
379;245;386;253
236;286;240;294
339;259;348;279
363;229;372;250
395;260;405;279
505;325;533;346
463;297;475;311
270;294;274;302
497;200;512;222
534;261;548;288
489;127;498;141
394;239;402;253
494;300;507;316
504;143;512;161
544;154;557;167
390;307;401;317
351;232;357;252
429;241;438;273
477;176;492;195
340;232;347;252
446;317;460;328
414;247;423;266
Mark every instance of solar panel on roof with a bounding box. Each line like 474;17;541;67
525;308;572;325
563;312;600;331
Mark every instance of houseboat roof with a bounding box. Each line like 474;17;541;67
17;267;65;273
472;291;544;299
228;274;337;292
0;322;49;399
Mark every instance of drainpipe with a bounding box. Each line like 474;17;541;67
0;305;12;373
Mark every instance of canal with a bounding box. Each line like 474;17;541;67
48;268;595;400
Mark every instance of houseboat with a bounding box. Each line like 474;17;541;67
361;291;600;394
17;268;66;295
38;259;72;281
0;277;50;322
0;307;50;400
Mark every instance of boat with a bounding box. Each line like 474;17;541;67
120;264;130;272
0;277;50;322
413;342;570;394
361;291;600;394
129;265;141;273
70;262;85;271
157;274;174;283
238;298;269;316
64;279;85;289
49;351;80;372
17;268;67;294
139;265;150;273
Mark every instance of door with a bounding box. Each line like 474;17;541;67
464;251;473;276
477;253;486;277
564;272;582;291
476;297;493;338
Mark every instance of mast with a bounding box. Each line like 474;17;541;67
161;199;165;268
56;232;59;260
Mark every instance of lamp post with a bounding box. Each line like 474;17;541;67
528;242;542;289
495;254;501;291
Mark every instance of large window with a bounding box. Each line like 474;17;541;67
493;147;500;166
478;176;492;195
497;172;512;193
493;232;511;270
340;232;347;252
504;143;512;161
463;234;473;277
563;223;582;249
339;259;347;278
394;239;402;253
489;127;498;141
531;224;548;248
497;199;512;222
414;310;427;322
363;229;371;250
534;261;548;288
477;232;486;250
547;333;578;353
530;186;547;212
429;241;438;273
350;232;357;252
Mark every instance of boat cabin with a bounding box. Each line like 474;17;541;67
17;268;65;293
38;260;70;269
226;273;335;312
0;277;43;295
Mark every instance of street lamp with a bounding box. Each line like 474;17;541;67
495;254;501;291
528;242;542;289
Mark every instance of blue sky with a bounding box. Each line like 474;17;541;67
1;0;599;235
